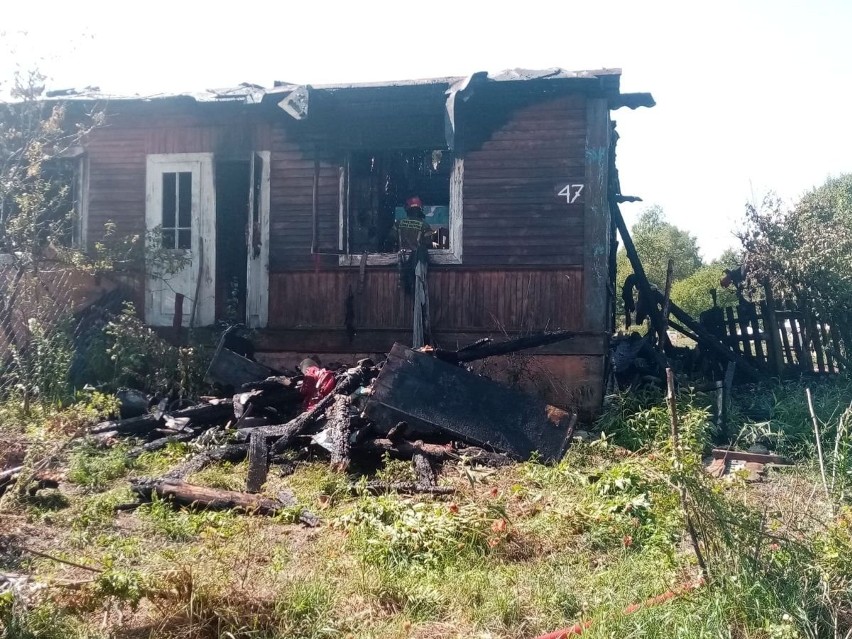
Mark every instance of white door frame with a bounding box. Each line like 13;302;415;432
145;153;216;327
246;151;271;328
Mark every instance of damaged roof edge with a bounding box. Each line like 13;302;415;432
42;67;646;108
610;93;656;110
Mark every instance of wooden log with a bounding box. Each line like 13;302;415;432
131;478;316;521
246;431;269;494
327;395;353;471
412;453;437;487
91;401;235;436
164;443;248;480
90;413;158;435
0;465;24;495
667;320;701;343
0;465;24;484
659;258;675;351
233;382;300;419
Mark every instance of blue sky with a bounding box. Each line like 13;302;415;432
3;0;850;260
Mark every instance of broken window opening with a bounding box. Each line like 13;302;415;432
161;171;192;249
347;149;453;255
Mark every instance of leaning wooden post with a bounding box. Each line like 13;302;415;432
761;281;785;376
659;258;675;352
611;201;670;352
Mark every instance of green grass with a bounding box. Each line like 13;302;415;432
67;441;133;490
3;379;852;638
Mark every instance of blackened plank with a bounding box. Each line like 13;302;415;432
246;430;269;493
364;344;575;461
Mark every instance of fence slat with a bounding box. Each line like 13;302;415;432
778;313;796;367
725;307;740;355
751;307;766;366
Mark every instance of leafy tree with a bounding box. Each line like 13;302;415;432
739;175;852;336
715;247;743;270
0;70;102;262
627;205;704;288
670;264;739;319
615;206;704;327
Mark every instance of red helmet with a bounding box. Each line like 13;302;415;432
405;196;423;210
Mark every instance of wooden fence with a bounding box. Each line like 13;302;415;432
701;300;848;376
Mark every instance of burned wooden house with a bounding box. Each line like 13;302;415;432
63;68;654;416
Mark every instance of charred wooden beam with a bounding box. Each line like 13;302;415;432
355;438;512;467
127;432;197;458
130;478;316;523
90;413;159;436
164;443;248;480
246;431;269;494
91;401;235;436
412;453;437;487
233;381;300;419
327;395;353;470
433;330;580;364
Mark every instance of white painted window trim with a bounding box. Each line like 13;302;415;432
73;153;90;251
57;146;89;250
246;150;271;328
338;157;463;266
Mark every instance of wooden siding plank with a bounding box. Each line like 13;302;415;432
582;99;611;334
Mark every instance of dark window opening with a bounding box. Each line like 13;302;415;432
161;171;192;249
348;149;453;254
214;160;250;323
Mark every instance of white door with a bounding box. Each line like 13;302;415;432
246;151;270;328
145;153;216;327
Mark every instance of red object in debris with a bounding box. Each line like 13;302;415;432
300;366;336;409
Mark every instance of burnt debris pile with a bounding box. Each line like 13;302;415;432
81;334;579;522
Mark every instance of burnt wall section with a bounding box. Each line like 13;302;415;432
267;267;583;333
84;102;273;249
462;95;587;266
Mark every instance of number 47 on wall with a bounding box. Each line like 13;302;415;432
557;184;584;204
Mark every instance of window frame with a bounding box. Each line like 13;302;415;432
338;154;463;266
159;170;194;250
41;147;89;250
